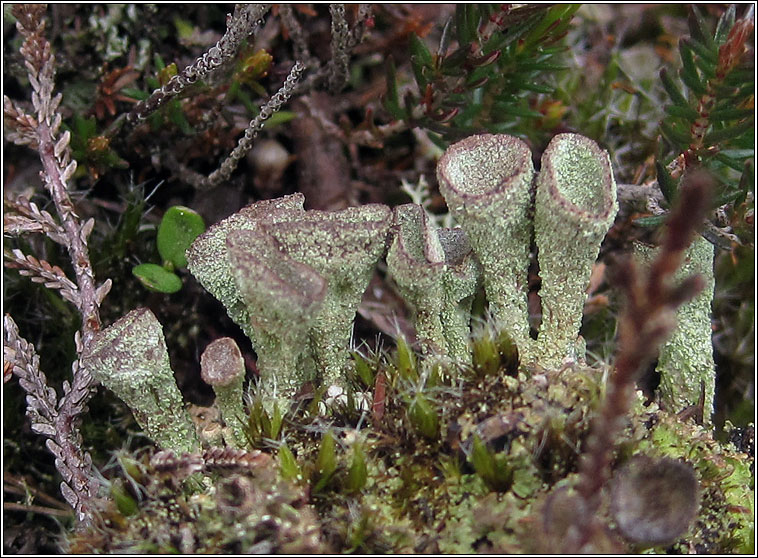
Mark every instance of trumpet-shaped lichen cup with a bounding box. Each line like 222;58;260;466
186;193;306;343
437;134;534;354
533;133;618;367
262;204;392;388
226;228;327;405
81;308;199;453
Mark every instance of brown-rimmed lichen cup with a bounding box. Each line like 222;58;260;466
186;193;306;343
437;134;534;356
386;204;447;356
81;308;199;453
262;204;392;388
226;228;327;406
534;133;617;368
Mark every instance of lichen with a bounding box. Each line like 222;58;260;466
386;203;480;362
635;235;717;418
262;204;392;387
533;133;618;368
436;134;535;353
226;228;326;405
186;193;306;343
81;308;199;453
200;337;248;448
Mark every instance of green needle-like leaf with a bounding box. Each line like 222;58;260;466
660;68;689;108
679;43;708;95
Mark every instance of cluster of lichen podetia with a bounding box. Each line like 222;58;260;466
75;133;748;554
82;131;716;450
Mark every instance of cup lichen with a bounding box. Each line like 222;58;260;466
634;235;716;418
186;193;306;343
262;204;392;388
226;228;327;404
534;133;618;367
386;203;480;362
437;134;535;354
81;307;199;453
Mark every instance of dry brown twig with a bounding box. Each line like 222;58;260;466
564;169;714;551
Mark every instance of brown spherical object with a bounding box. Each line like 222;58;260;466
200;337;245;387
611;456;700;546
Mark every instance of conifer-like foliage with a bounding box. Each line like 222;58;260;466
384;4;580;142
655;5;754;245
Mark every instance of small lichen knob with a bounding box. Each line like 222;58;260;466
437;134;534;355
81;308;199;453
611;456;700;546
200;337;248;448
534;133;618;368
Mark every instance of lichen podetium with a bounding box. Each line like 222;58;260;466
81;308;199;453
635;235;717;419
534;133;618;368
437;134;534;355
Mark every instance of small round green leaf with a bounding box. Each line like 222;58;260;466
132;263;183;293
157;206;206;269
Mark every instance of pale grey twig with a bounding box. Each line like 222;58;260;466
277;4;317;68
127;4;271;125
188;61;306;190
328;4;350;93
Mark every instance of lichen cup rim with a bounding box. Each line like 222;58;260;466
436;133;534;207
261;203;393;270
226;228;328;318
389;204;446;280
83;307;161;368
538;132;616;224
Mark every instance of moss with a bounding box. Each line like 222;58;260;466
71;321;752;553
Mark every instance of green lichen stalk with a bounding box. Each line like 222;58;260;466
186;194;306;344
226;229;326;405
263;205;392;388
200;337;249;448
386;205;480;362
81;308;199;453
438;228;481;363
634;236;716;418
386;204;447;356
534;133;618;367
437;134;535;355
